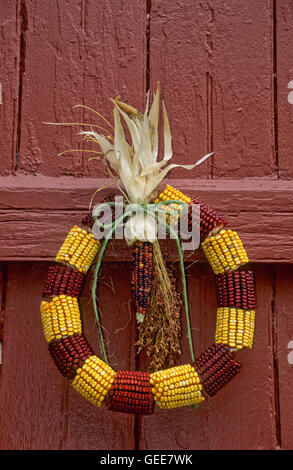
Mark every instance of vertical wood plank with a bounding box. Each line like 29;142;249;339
0;265;5;373
207;0;275;178
276;1;293;178
274;265;293;449
0;263;68;450
65;260;136;450
150;0;275;179
0;260;136;450
149;1;210;179
139;263;277;450
17;0;146;177
0;2;20;175
0;0;290;452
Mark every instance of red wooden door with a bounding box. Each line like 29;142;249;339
1;0;293;450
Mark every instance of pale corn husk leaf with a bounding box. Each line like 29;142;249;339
140;152;213;178
142;152;213;200
144;90;150;118
55;82;214;242
114;97;143;120
147;82;161;162
162;100;172;163
78;130;121;176
111;100;141;155
124;212;157;246
113;107;132;176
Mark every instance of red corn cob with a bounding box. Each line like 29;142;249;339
154;185;226;243
215;271;256;310
107;370;154;414
48;333;93;379
42;265;86;298
81;192;118;230
131;241;154;323
188;198;227;243
81;212;95;230
193;343;241;397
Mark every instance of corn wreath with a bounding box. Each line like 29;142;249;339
40;84;256;414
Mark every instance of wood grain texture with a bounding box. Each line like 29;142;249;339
65;262;136;450
274;265;293;449
138;263;277;450
149;0;211;179
0;177;293;262
17;0;146;176
205;0;275;178
1;209;292;263
0;2;20;175
149;0;275;179
0;263;67;449
2;176;293;210
276;1;293;178
0;261;136;450
0;0;292;452
0;265;5;376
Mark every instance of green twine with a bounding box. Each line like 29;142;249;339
91;212;126;365
91;200;195;366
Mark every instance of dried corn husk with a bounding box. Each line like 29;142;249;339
78;82;212;244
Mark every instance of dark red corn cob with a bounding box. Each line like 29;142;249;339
42;265;86;298
193;343;241;397
82;193;118;230
188;199;227;243
215;271;256;310
107;370;154;414
131;241;153;322
48;334;93;379
81;212;95;229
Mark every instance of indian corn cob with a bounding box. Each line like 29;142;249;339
154;184;191;227
42;265;86;298
131;241;154;323
40;295;82;343
215;270;256;310
150;364;205;409
154;184;227;242
188;198;227;242
215;307;255;349
81;193;118;230
72;355;116;407
56;225;100;273
48;333;93;379
202;229;249;274
107;370;154;414
193;343;241;396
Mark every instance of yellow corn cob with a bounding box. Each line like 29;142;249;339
40;295;82;343
215;307;255;349
150;364;205;409
154;184;191;204
154;184;191;225
56;225;100;273
202;229;249;275
72;355;116;407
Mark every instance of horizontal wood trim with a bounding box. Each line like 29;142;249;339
0;176;292;262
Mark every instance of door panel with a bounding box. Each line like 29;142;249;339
0;261;136;450
0;0;292;451
0;261;285;450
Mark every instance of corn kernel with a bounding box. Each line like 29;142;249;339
56;225;100;273
40;295;82;342
150;364;205;409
